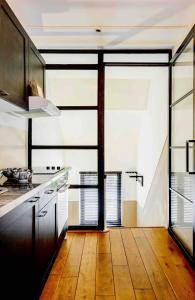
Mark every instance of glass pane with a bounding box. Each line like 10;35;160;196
68;188;98;226
46;70;97;106
104;53;169;63
171;172;193;202
32;111;97;146
171;191;193;255
42;53;98;64
171;148;194;201
171;94;193;147
105;66;168;110
172;39;193;102
171;148;194;173
32;149;97;185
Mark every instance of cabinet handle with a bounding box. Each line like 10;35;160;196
44;189;54;194
0;89;9;96
28;196;40;203
38;210;48;217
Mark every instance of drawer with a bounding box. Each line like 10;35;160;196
39;187;57;211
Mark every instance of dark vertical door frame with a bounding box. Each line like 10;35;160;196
98;53;105;230
168;51;172;234
193;27;195;264
168;25;195;266
28;119;32;169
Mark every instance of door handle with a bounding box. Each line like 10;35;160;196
38;210;48;217
186;140;195;174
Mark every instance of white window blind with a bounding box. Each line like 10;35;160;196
80;172;121;226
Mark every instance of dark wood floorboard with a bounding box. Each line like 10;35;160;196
40;228;195;300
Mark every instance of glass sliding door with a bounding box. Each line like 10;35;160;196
30;52;105;230
28;49;171;231
169;26;195;262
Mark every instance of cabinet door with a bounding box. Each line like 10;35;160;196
36;196;57;289
57;187;69;236
0;199;38;300
0;0;28;109
28;40;45;96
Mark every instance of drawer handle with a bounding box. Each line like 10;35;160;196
28;196;40;203
0;89;9;96
38;210;48;217
44;189;54;194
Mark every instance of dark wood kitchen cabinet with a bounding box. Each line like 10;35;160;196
36;195;57;294
0;176;68;299
0;194;57;300
0;0;28;109
0;197;38;300
0;0;45;110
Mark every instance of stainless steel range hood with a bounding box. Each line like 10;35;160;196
14;97;61;118
0;96;61;118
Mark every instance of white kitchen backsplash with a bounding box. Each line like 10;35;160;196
0;110;28;168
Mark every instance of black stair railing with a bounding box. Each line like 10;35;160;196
126;171;144;187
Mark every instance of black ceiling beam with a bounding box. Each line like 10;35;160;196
39;49;172;54
57;106;98;110
31;145;98;150
46;64;98;70
104;62;169;67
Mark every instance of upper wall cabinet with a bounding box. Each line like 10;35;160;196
0;0;28;108
0;0;45;110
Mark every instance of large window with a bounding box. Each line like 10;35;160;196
80;172;121;226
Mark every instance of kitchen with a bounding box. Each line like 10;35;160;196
0;0;195;299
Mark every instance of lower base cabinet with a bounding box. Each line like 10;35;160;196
36;195;57;294
0;183;68;300
0;199;38;300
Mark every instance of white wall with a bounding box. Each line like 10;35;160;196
105;110;143;201
137;68;169;226
137;139;168;227
0;111;27;168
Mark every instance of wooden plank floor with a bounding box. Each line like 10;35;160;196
40;228;195;300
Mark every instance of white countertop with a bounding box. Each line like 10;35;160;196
0;167;71;218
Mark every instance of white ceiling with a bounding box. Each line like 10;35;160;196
7;0;195;49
